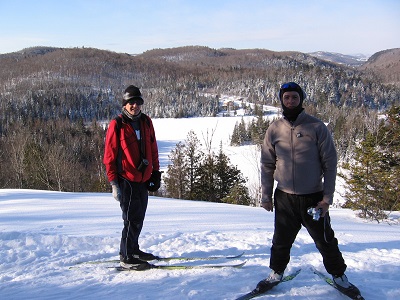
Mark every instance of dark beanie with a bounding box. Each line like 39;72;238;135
278;82;306;104
122;85;144;106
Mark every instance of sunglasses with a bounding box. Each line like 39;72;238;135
281;82;299;89
127;99;143;105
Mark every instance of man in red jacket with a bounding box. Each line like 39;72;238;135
104;85;161;270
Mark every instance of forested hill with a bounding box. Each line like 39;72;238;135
359;48;400;87
0;46;399;193
1;46;399;124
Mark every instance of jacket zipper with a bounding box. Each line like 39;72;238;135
291;126;296;193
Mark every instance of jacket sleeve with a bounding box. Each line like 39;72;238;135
103;119;119;183
149;119;160;171
260;126;276;203
319;124;338;205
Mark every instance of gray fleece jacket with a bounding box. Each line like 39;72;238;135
260;111;337;205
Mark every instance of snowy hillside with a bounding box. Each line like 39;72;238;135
1;189;400;299
1;114;400;299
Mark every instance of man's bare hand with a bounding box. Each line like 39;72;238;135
315;201;330;217
261;202;273;212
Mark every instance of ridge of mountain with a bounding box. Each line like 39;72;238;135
308;51;369;67
0;45;399;122
358;48;400;87
2;45;398;87
136;46;399;87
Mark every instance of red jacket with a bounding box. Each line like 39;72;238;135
103;114;159;183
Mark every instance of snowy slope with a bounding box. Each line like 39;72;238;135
1;189;400;300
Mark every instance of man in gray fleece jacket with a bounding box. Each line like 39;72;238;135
259;82;358;294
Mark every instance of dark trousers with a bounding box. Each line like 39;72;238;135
119;177;148;258
270;189;347;276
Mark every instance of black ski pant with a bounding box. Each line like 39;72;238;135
118;177;148;259
270;189;347;276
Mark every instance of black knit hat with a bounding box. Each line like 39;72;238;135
278;82;306;103
122;85;144;106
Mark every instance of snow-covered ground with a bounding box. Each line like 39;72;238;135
1;189;399;299
1;113;400;299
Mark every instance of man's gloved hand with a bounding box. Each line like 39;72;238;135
111;181;121;202
147;170;162;192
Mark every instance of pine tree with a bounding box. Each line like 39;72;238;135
343;105;400;222
238;117;248;144
184;130;204;200
164;131;204;200
251;114;270;146
248;118;258;145
230;122;241;146
164;142;188;199
215;142;243;200
192;154;217;201
343;132;388;221
193;143;250;203
382;105;400;211
222;182;251;206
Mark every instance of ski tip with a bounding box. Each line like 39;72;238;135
229;251;245;259
236;260;247;268
311;267;365;300
281;268;302;282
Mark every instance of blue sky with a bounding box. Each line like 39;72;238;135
0;0;399;56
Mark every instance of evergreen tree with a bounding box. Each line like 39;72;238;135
248;118;258;145
253;114;270;146
238;117;248;144
184;130;204;199
215;142;243;200
381;105;400;212
164;142;188;199
164;131;204;200
222;182;251;206
343;132;389;221
192;143;250;203
192;154;216;201
230;122;241;146
343;105;400;222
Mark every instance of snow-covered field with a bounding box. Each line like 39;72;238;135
1;113;400;299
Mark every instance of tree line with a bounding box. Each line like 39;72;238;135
0;118;107;192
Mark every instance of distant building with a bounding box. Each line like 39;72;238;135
221;99;240;112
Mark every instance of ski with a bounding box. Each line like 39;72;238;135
235;269;301;300
74;251;244;265
114;260;247;271
312;268;365;300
